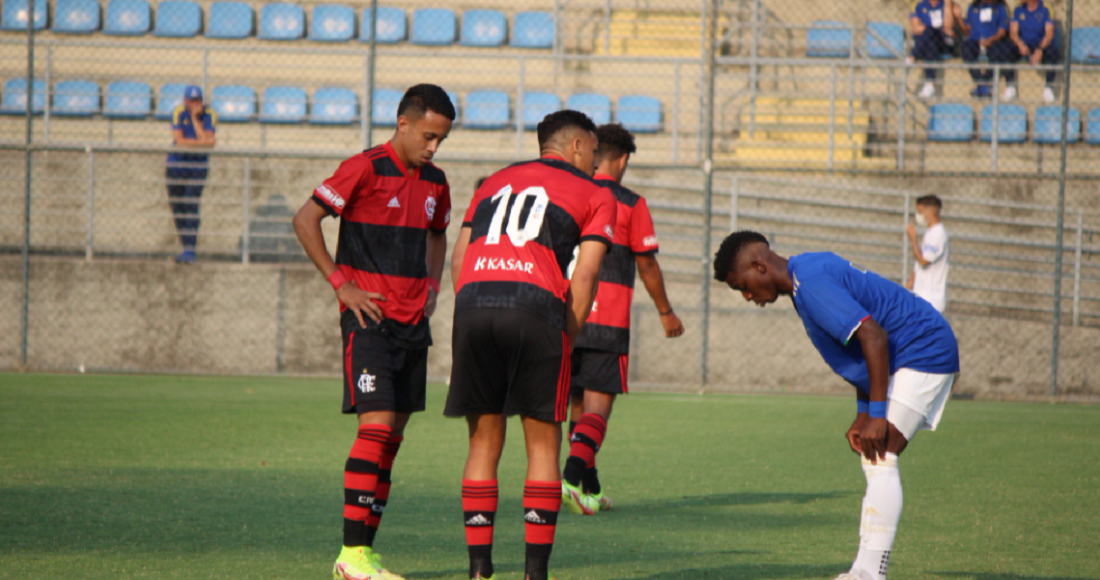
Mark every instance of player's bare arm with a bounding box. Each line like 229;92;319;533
450;226;472;294
906;223;930;267
171;127;215;149
424;230;447;317
566;240;608;345
636;254;684;338
292;199;386;328
855;318;890;463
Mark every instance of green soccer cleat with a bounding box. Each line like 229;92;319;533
367;550;406;580
561;480;599;515
589;490;612;511
333;546;383;580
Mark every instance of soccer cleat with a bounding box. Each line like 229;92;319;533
918;82;935;100
970;86;990;99
589;490;613;511
471;575;493;580
333;546;382;580
1043;87;1056;103
175;250;196;264
561;480;599;515
367;550;405;580
831;574;862;580
1002;86;1017;101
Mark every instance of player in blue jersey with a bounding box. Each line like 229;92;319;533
166;85;216;264
713;231;960;580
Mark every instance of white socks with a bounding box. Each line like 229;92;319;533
850;453;901;580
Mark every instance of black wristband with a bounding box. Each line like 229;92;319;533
659;309;674;316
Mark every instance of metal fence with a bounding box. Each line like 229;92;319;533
1;0;1097;399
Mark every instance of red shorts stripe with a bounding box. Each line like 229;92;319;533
556;332;570;422
345;331;356;407
620;354;629;394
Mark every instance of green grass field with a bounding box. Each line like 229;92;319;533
1;373;1098;580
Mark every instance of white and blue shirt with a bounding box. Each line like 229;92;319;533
788;252;960;393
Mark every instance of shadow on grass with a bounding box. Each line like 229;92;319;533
934;573;1098;580
611;561;847;580
659;491;855;510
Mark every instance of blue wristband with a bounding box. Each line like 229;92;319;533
869;401;888;419
857;399;870;414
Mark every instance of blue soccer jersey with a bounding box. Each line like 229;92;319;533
788;252;960;393
168;105;217;164
965;2;1009;42
910;0;949;31
1013;1;1052;47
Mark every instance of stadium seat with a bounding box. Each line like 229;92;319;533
1070;27;1100;64
1087;108;1100;145
210;85;256;122
410;8;455;46
1033;106;1081;144
566;93;611;125
511;11;553;49
460;9;506;47
103;0;151;35
310;87;357;124
104;81;152;118
616;95;662;133
807;20;852;58
371;88;402;126
464;91;510;129
521;92;561;130
0;78;45;115
865;22;905;59
53;0;99;34
52;79;100;116
979;104;1027;144
260;86;307;123
206;2;253;38
154;0;202;37
448;91;460;123
360;6;406;43
309;5;355;42
1;0;47;31
927;103;974;142
258;3;304;41
155;83;189;120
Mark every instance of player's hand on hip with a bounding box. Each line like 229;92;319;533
424;287;438;318
846;414;868;455
859;417;889;463
337;280;387;327
660;311;684;338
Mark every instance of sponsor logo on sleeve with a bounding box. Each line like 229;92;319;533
643;235;658;247
444;208;451;225
604;225;614;240
315;184;345;209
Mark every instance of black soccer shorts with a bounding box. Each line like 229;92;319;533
445;308;571;423
341;311;427;415
570;348;629;396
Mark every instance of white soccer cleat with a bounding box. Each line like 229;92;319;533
831;574;862;580
918;82;935;100
1043;87;1056;103
1002;86;1017;101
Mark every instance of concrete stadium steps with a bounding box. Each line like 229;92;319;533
599;10;705;58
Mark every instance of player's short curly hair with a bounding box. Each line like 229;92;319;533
397;83;456;121
713;230;769;282
537;110;598;150
595;123;637;162
916;194;942;209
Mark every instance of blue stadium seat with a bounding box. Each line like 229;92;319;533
210;85;256;122
865;22;905;59
103;0;151;35
154;0;202;37
521;92;560;130
360;7;406;43
410;8;455;46
52;80;100;116
309;5;354;42
448;91;460;123
511;11;553;49
258;3;304;40
0;78;45;115
1;0;47;31
310;87;357;124
371;88;402;126
616;95;662;133
260;86;307;123
1033;106;1081;144
155;83;189;121
206;2;253;38
566;93;611;125
927;103;974;142
104;81;152;118
464;91;510;129
1087;108;1100;145
807;20;852;58
979;104;1027;144
53;0;99;33
460;9;506;47
1070;27;1100;64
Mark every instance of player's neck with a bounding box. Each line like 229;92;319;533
594;165;621;183
388;139;417;176
773;255;794;295
927;216;941;227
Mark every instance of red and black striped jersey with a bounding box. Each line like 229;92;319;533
573;175;659;353
311;141;451;338
455;157;617;331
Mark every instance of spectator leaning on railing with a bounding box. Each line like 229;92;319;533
911;0;959;99
959;0;1015;99
167;85;217;264
1006;0;1059;103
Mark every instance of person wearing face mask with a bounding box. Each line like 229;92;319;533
906;195;950;312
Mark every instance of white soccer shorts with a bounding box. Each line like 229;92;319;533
886;368;957;441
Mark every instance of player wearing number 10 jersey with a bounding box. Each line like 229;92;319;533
446;110;617;580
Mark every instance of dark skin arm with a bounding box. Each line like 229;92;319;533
851;318;890;463
635;254;684;337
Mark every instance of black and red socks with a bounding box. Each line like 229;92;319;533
343;423;391;547
462;479;498;579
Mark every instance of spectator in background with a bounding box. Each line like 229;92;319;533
906;195;950;313
959;0;1015;99
1007;0;1059;103
911;0;958;99
167;85;216;264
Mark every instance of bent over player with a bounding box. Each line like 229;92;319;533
446;110;617;580
713;231;960;580
562;123;684;515
292;84;455;580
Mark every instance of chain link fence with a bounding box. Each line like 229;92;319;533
1;0;1097;400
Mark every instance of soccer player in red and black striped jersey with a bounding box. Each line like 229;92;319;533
292;84;455;580
561;124;684;516
445;110;617;580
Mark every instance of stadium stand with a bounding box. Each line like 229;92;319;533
1;0;47;31
927;103;975;142
371;88;402;126
864;22;905;59
155;83;189;120
1070;27;1100;64
259;86;307;123
1;78;46;114
258;3;304;41
103;0;151;35
52;79;100;116
210;85;256;122
460;9;507;47
980;104;1028;144
206;1;253;39
1088;108;1100;145
464;90;510;129
103;81;152;118
521;92;561;130
806;20;851;58
52;0;100;34
447;91;460;124
308;4;355;42
309;87;357;124
1033;106;1081;144
511;11;553;49
566;93;612;125
617;95;662;133
154;0;202;37
360;6;406;43
410;8;456;45
602;9;700;57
